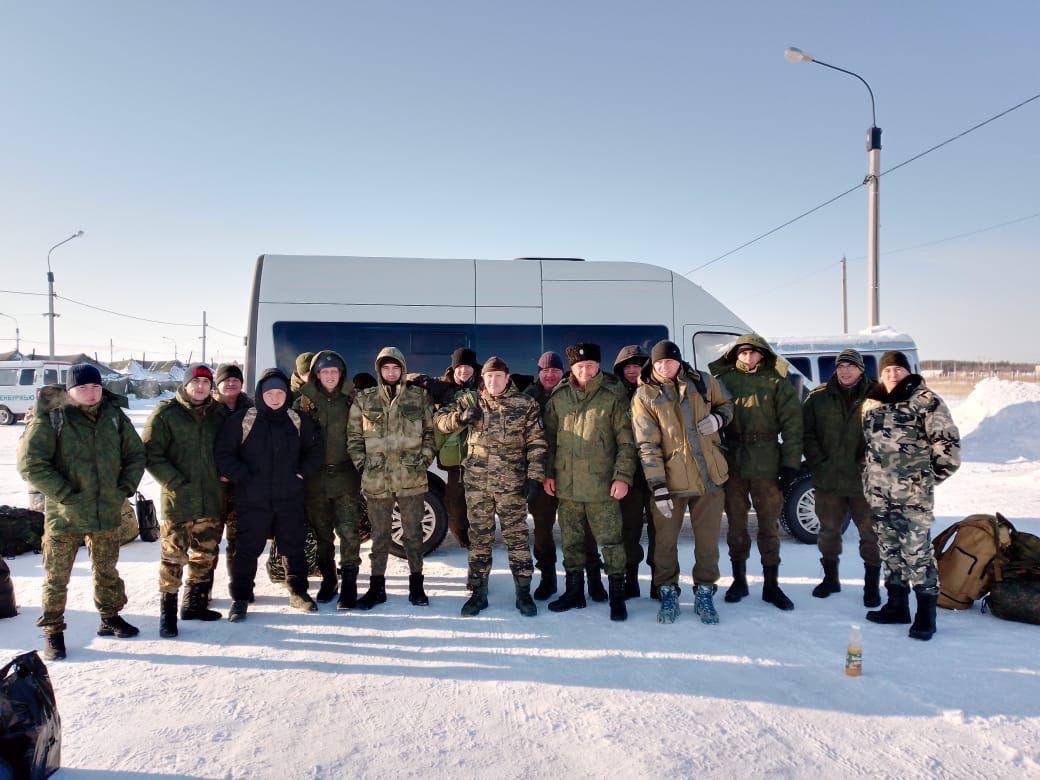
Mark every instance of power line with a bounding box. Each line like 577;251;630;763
735;209;1040;301
56;294;243;338
0;288;48;297
683;90;1040;277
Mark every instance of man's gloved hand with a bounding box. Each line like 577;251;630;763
650;482;674;517
409;374;430;390
696;413;724;436
459;405;482;424
778;466;800;491
524;479;542;503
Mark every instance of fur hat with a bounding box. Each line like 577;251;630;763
565;343;601;366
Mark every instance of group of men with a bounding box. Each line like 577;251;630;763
16;331;960;662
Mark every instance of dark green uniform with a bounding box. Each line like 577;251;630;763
17;387;146;633
294;351;363;575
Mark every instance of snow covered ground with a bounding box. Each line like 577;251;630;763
2;382;1039;778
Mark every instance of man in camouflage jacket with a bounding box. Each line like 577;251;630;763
543;343;636;622
862;350;960;641
346;346;436;609
709;333;802;611
17;363;146;660
435;356;547;617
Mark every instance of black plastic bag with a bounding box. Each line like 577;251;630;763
0;560;15;619
135;493;159;543
0;652;61;779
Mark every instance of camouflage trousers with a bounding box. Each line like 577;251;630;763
444;467;470;545
159;516;223;594
365;494;425;576
873;506;938;594
38;527;127;634
816;490;880;567
557;499;625;576
464;488;533;579
528;490;601;571
724;476;783;566
307;493;362;571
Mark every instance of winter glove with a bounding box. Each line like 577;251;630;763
524;479;542;503
459;406;482;424
651;483;674;518
778;466;800;491
696;413;724;436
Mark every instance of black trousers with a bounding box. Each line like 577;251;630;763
230;502;308;600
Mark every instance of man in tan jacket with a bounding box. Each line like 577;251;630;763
631;340;734;625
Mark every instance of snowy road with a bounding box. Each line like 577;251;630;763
2;384;1039;778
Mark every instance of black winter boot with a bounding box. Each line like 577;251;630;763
863;565;882;608
586;565;608;602
548;570;587;612
533;567;558;600
409;573;430;606
97;614;139;638
908;589;938;641
43;632;66;661
514;575;537;617
337;566;359;610
866;583;911;624
461;573;489;617
159;592;179;638
181;584;222;621
228;600;248;622
650;583;661;601
762;565;794;611
608;574;628;622
623;564;641;599
198;579;214;608
812;558;841;598
724;559;749;603
355;575;387;611
316;560;338;603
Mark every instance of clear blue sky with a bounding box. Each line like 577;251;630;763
2;1;1037;364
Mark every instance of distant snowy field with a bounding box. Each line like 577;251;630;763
2;380;1038;778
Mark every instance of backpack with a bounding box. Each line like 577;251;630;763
0;560;16;619
241;407;301;443
984;525;1040;625
435;390;477;469
933;513;1014;610
0;651;62;779
0;507;45;558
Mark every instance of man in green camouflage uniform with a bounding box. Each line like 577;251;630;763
543;343;636;622
144;364;226;635
709;334;802;611
199;362;253;606
435;356;547;617
862;350;960;641
17;364;146;660
802;348;881;607
294;350;363;608
347;347;436;609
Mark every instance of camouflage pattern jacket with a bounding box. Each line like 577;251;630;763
631;363;733;496
294;350;361;499
803;374;876;496
143;388;226;524
346;347;436;499
18;387;145;535
861;374;961;513
709;333;803;480
544;371;637;502
434;385;547;493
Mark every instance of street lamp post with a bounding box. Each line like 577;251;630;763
45;230;85;358
785;47;882;328
162;336;178;362
0;312;19;353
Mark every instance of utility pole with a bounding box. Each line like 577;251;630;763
45;230;85;358
202;310;207;364
109;338;114;364
840;255;849;334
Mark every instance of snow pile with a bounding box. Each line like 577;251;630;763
955;378;1040;463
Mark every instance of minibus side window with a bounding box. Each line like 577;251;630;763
0;369;17;385
692;331;739;371
787;356;812;382
19;369;35;385
43;369;59;385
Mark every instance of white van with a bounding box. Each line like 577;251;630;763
0;360;72;424
246;255;755;557
771;330;920;389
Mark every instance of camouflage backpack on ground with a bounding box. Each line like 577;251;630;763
265;532;321;583
934;513;1014;610
984;525;1040;625
0;506;45;557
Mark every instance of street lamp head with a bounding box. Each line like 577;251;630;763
75;230;84;237
784;46;813;64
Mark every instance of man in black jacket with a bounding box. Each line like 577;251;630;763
214;369;324;620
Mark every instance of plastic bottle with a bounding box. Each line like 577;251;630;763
845;625;863;677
